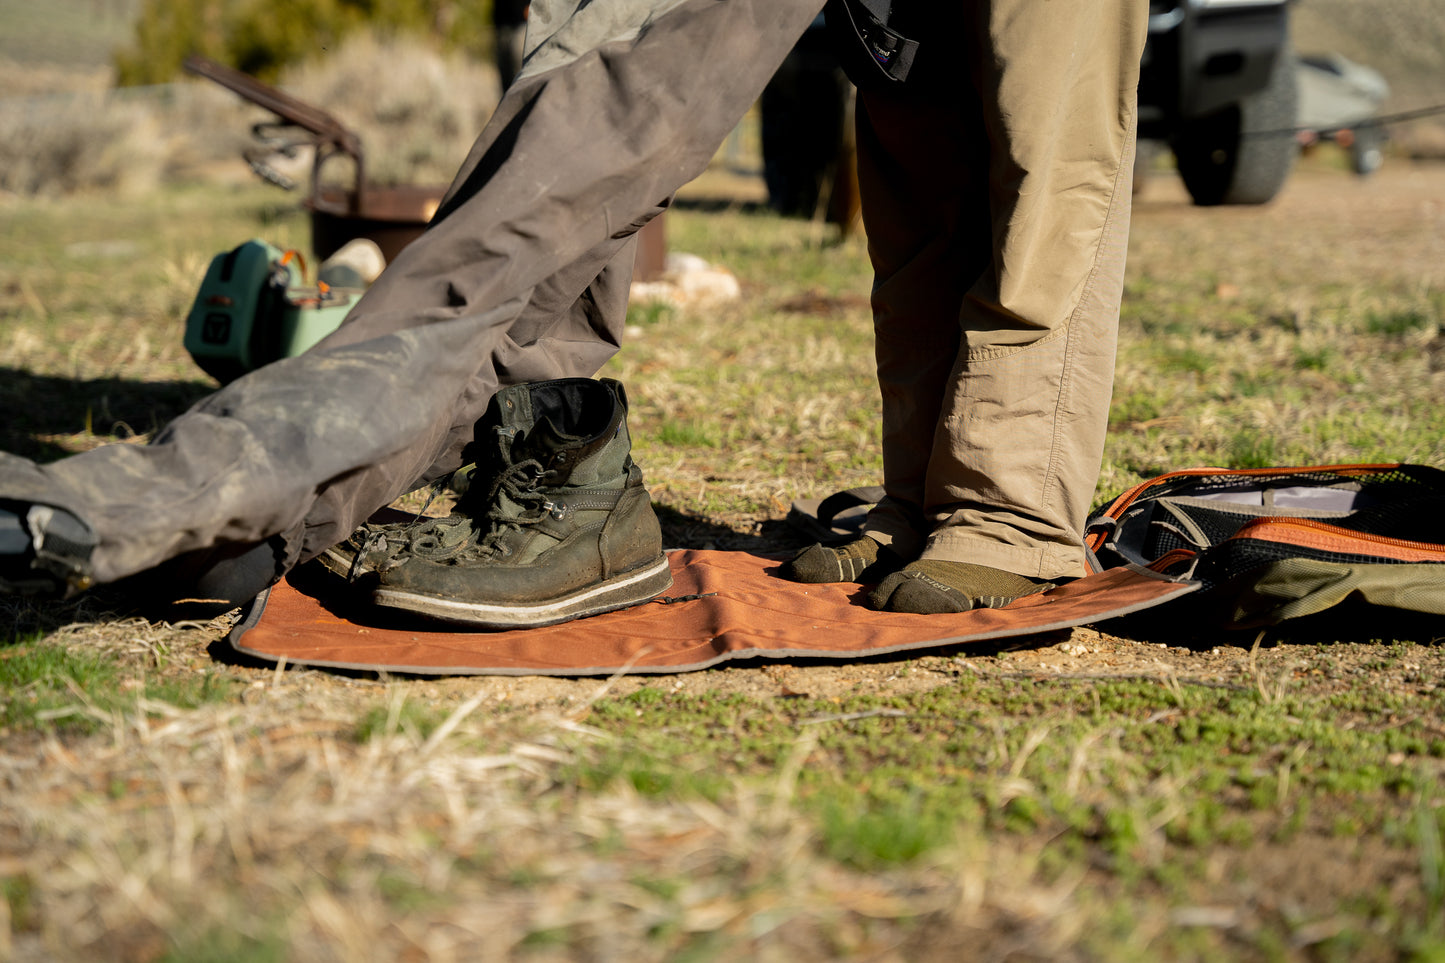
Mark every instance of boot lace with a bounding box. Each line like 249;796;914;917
406;457;553;562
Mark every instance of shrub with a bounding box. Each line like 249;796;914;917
3;31;496;196
0;93;168;197
279;32;501;187
115;0;495;86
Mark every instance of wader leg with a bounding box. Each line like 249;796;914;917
7;0;825;596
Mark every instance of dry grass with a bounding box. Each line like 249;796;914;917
1;675;1140;962
0;92;170;197
9;621;1445;960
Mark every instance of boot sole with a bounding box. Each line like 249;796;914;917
369;554;674;629
315;544;366;582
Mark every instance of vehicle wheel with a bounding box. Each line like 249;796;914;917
1173;45;1299;205
1132;139;1160;196
1350;125;1385;176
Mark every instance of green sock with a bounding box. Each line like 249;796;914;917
867;560;1055;614
780;535;904;584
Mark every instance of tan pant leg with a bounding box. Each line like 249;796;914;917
853;82;989;560
862;0;1146;579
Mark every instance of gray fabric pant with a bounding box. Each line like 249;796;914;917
5;0;824;593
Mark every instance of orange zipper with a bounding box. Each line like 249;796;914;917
1231;516;1445;562
1087;463;1405;553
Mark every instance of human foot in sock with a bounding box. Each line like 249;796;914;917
780;534;906;584
867;560;1055;614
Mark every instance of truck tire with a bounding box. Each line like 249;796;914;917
1133;139;1160;197
1173;44;1299;206
1350;125;1385;176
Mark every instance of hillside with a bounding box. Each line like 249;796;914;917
0;0;138;69
1294;0;1445;110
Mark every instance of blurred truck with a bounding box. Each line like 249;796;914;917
1140;0;1299;205
1295;51;1391;176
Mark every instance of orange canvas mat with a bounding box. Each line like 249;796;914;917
227;550;1196;675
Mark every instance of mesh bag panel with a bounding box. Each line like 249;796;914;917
1193;537;1428;594
1093;465;1445;625
1330;496;1445;541
1150;503;1269;552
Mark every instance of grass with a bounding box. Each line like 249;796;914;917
569;670;1440;876
352;692;445;743
8;642;1445;959
3;143;1445;958
0;633;237;733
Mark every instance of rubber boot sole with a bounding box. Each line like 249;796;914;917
316;543;370;583
369;554;674;629
316;545;352;580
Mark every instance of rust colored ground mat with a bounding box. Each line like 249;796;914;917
227;550;1195;675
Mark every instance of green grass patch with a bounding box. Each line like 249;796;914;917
159;924;288;963
816;793;957;868
0;637;236;733
655;419;719;449
1157;345;1212;374
1365;309;1435;337
568;673;1445;889
626;300;675;327
1226;430;1282;469
1293;345;1338;372
1;873;37;933
352;697;447;742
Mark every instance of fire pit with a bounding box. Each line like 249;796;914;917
185;54;447;264
308;183;443;263
184;54;665;276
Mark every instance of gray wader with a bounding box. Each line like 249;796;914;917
4;0;825;603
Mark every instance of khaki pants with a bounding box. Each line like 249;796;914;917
858;0;1146;579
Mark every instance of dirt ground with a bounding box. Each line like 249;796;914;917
7;159;1440;715
193;598;1442;717
122;159;1442;708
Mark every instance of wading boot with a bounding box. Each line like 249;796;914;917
0;453;98;598
316;465;481;584
365;378;672;628
0;500;97;598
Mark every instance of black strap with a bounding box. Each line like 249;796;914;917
815;486;886;528
824;0;920;87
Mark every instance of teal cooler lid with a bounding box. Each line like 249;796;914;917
279;288;360;357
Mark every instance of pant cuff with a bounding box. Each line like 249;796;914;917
919;530;1087;580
